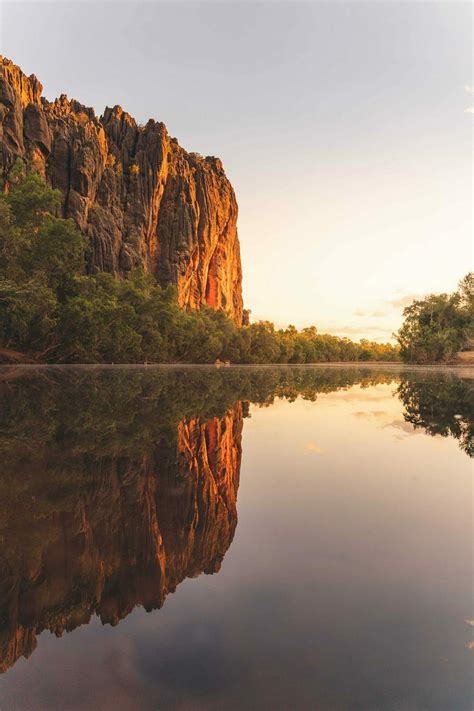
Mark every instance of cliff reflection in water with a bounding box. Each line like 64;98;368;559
0;366;472;675
0;368;246;673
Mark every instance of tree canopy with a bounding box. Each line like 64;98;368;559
396;275;474;363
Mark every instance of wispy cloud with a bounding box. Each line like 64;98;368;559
464;84;473;114
353;410;389;420
354;310;387;318
383;419;423;436
333;324;392;335
385;294;419;309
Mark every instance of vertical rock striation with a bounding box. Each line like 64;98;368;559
0;57;243;324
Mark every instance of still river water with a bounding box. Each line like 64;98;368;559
0;365;472;710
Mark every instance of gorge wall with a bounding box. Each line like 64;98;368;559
0;57;243;324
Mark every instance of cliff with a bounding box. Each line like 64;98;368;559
0;57;243;324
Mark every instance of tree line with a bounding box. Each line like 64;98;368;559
0;165;399;364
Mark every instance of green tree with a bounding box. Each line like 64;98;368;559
396;276;473;363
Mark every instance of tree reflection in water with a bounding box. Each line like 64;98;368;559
397;374;473;457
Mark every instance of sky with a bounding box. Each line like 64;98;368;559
0;0;472;341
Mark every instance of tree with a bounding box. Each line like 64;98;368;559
455;272;474;347
396;275;474;363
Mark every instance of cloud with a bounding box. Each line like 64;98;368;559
385;294;419;309
331;324;392;335
315;321;397;343
353;310;387;318
464;86;473;113
383;419;423;436
353;410;389;420
463;85;474;113
332;390;396;403
352;413;427;439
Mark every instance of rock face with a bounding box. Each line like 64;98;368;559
0;405;243;673
0;57;243;324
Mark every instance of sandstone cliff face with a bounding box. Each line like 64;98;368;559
0;57;243;324
0;405;243;673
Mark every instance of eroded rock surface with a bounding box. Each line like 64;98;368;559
0;57;243;323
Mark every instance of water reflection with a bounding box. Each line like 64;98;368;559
397;374;473;456
0;365;472;692
0;381;242;672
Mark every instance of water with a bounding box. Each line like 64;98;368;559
0;365;472;710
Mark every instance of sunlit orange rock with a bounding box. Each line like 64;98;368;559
0;57;243;324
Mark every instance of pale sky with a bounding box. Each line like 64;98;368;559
1;0;472;341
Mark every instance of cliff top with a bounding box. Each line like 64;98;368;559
0;55;225;170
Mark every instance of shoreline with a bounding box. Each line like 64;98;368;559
0;361;472;370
